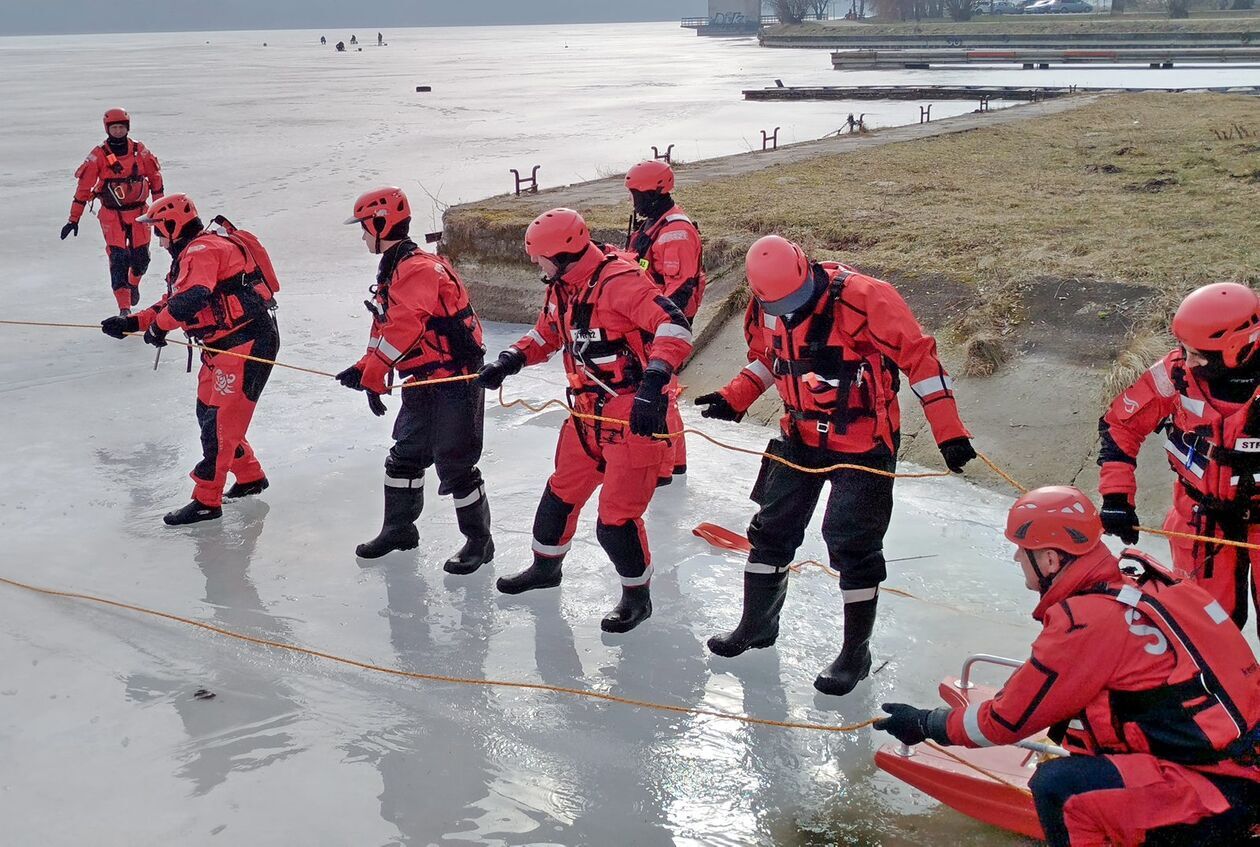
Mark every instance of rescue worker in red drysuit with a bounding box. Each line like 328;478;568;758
475;208;694;633
701;236;975;696
1098;282;1260;638
876;485;1260;847
623;160;706;486
99;194;279;526
335;187;493;572
62;108;164;316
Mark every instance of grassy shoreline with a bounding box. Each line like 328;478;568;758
762;13;1260;38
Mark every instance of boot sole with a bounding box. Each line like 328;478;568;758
706;631;778;658
600;606;652;633
163;511;222;526
495;575;561;595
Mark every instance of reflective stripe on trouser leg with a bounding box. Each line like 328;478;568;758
596;519;652;587
745;561;791;575
452;485;484;509
532;484;578;559
384;474;424;489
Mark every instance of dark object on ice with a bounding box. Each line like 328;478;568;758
416;86;432;93
163;500;222;526
378;32;383;46
335;41;346;52
320;36;327;45
193;689;216;701
350;34;358;44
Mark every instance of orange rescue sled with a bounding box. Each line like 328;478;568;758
874;654;1061;841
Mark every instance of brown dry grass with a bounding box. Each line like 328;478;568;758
566;93;1259;293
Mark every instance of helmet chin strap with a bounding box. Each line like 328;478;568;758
1029;550;1058;595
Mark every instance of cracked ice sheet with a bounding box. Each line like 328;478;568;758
0;318;1153;846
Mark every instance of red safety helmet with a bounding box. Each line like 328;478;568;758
344;186;411;235
745;235;813;316
1005;485;1102;556
524;208;590;260
139;193;199;239
103;107;130;130
1171;282;1260;369
625;160;675;194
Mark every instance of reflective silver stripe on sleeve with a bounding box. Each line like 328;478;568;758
375;337;404;363
1116;585;1143;608
532;539;571;557
525;329;546;347
744;360;774;387
963;702;997;748
745;562;790;575
384;475;423;489
453;486;484;509
1179;395;1206;416
910;375;953;398
654;323;692;342
620;563;654;587
590;355;619;364
843;587;879;603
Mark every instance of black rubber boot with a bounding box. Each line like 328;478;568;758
707;571;789;658
164;500;222;526
496;555;563;595
225;477;269;500
356;481;422;559
600;586;653;633
444;493;494;575
814;597;878;697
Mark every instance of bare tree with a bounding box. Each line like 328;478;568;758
945;0;976;18
774;0;815;21
1110;0;1126;14
810;0;834;17
1167;0;1190;16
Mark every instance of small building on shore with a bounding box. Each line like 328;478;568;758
683;0;764;36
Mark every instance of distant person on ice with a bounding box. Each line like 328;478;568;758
320;36;327;45
622;160;706;487
99;194;281;526
876;485;1260;846
377;32;383;46
699;236;975;695
61;107;164;317
350;34;357;45
476;208;693;633
336;187;493;572
335;41;346;52
1098;282;1260;639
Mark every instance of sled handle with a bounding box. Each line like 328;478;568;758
955;654;1025;691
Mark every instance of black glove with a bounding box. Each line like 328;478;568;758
366;392;387;417
476;349;526;390
874;703;951;747
60;221;78;240
100;315;139;339
1100;493;1140;545
694;391;742;422
939;437;977;473
142;324;168;348
336;365;364;391
630;365;671;438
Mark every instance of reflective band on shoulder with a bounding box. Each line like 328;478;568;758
532;539;571;557
910;375;953;398
376;337;404;363
655;323;692;342
1116;585;1143;609
763;314;779;330
1180;395;1206;417
744;360;774;387
963;702;996;748
843;587;879;603
621;564;654;587
745;562;791;575
1205;600;1230;625
664;214;693;225
384;475;423;489
526;329;546;347
453;486;484;509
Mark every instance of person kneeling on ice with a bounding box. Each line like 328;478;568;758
876;485;1260;847
701;235;975;696
100;194;280;525
336;187;493;571
475;208;693;633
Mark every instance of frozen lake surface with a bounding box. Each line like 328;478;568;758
0;21;1224;846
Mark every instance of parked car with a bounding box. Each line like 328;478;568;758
1025;0;1093;11
988;0;1023;13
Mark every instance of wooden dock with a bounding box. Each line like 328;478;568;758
831;46;1260;69
743;84;1260;101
